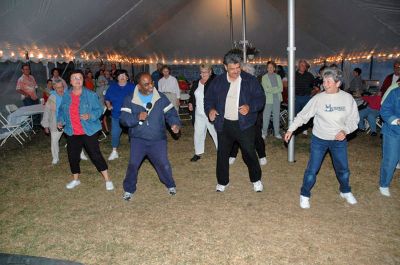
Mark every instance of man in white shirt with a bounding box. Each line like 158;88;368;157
380;60;400;95
158;65;180;111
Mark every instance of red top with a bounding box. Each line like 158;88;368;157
362;95;381;110
69;93;85;135
85;78;95;90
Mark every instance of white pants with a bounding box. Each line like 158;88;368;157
50;130;63;161
194;112;218;155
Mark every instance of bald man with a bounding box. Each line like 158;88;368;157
120;72;181;201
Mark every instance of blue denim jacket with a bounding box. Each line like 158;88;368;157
381;87;400;136
57;87;103;136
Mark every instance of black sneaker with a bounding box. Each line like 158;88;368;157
123;192;133;201
190;155;201;162
371;132;377;136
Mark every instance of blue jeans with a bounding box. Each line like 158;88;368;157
301;135;352;197
358;107;379;133
379;133;400;188
111;117;122;148
123;138;175;193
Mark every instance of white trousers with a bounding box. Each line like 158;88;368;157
194;112;218;155
50;130;63;161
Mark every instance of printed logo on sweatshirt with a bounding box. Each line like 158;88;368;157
324;104;345;112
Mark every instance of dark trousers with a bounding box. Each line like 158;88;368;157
217;119;262;185
123;138;176;193
66;132;108;174
230;112;266;158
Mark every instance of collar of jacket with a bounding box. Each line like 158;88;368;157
131;85;161;115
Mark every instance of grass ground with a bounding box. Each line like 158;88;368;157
0;124;399;265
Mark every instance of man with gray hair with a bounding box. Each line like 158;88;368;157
204;51;266;192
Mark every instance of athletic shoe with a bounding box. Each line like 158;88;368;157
261;134;267;140
216;183;229;192
379;187;390;197
80;152;88;160
168;187;177;195
259;157;267;166
190;155;201;162
300;195;310;209
108;150;119;161
66;180;81;189
229;157;236;165
340;192;357;204
275;134;282;139
52;158;59;165
105;181;114;191
123;192;133;201
302;130;308;136
252;180;263;192
370;132;377;136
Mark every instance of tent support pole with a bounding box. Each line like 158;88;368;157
369;56;374;80
287;0;296;162
242;0;247;63
229;0;234;48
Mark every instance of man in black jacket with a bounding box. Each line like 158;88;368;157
204;51;266;192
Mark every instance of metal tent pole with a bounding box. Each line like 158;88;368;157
229;0;234;48
242;0;247;63
287;0;296;162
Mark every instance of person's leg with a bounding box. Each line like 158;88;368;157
111;117;122;149
66;135;83;179
206;119;218;150
147;140;176;189
50;130;63;162
379;134;400;188
262;104;273;136
272;99;281;136
367;109;379;133
123;139;147;193
216;121;236;185
329;139;352;194
236;125;262;183
82;133;108;174
194;114;208;155
300;135;328;197
229;142;239;158
358;108;368;130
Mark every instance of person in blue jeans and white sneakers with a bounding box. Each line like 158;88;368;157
284;67;359;209
379;87;400;197
120;72;181;201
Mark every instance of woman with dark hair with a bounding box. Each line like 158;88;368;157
284;67;359;209
51;68;68;89
104;69;135;160
57;69;114;190
188;63;217;162
85;71;95;91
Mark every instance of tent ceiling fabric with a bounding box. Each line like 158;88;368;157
0;0;399;61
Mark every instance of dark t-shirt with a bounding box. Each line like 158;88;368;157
295;71;315;96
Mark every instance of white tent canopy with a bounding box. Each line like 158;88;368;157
1;0;399;62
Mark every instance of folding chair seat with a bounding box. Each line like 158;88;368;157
0;112;26;146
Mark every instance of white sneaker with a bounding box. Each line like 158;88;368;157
379;187;391;197
340;192;357;205
228;157;236;165
261;134;267;140
52;158;59;165
302;130;308;135
66;180;81;189
275;134;282;139
253;180;263;192
216;183;229;192
80;151;88;160
300;195;310;209
396;162;400;169
123;192;133;201
168;187;176;195
105;181;114;191
108;150;119;161
259;157;267;166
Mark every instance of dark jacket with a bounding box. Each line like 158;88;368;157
204;71;265;132
119;88;181;141
188;74;215;123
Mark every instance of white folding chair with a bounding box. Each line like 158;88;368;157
0;112;26;146
5;104;18;114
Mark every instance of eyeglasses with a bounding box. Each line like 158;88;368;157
71;76;83;81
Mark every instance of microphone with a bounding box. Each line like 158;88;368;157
139;102;153;125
